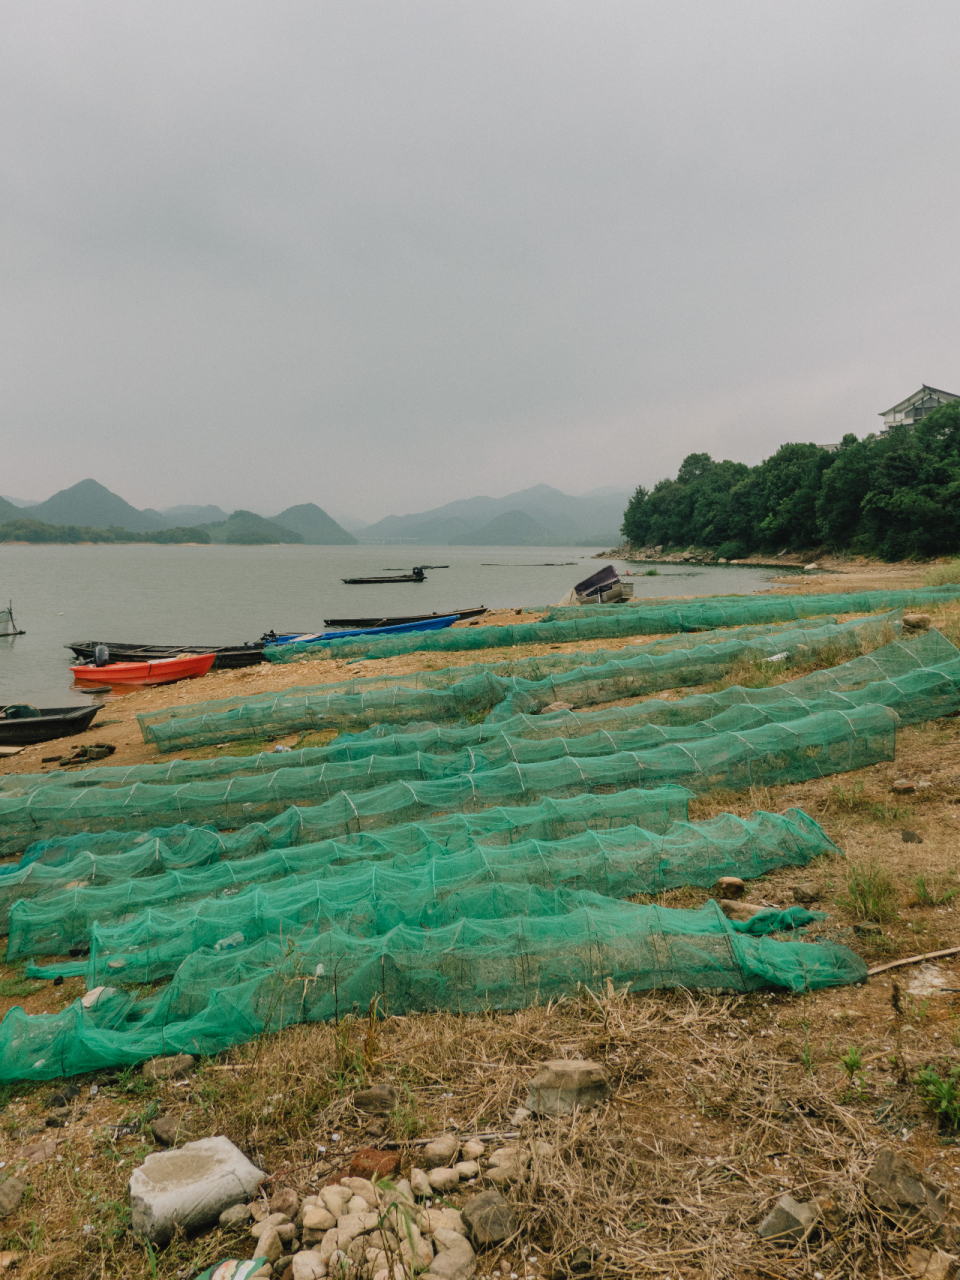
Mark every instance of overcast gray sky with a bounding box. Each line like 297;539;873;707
2;1;959;521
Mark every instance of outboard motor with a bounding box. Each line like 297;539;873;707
93;644;110;667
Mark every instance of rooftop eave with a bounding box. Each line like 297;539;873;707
879;385;960;417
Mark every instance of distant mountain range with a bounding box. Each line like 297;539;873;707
359;484;631;545
0;481;357;545
161;504;230;524
0;480;630;545
270;504;358;545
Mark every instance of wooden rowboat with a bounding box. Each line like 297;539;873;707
0;703;100;745
342;567;427;584
70;652;216;686
66;640;267;669
322;606;487;628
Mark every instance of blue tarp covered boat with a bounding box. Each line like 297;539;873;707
270;614;459;647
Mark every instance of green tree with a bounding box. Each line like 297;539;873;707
751;443;834;550
815;434;879;550
621;484;650;545
860;408;960;558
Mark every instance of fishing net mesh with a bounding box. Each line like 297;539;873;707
6;597;955;1080
5;807;836;963
264;583;960;664
0;703;898;855
2;895;866;1082
137;613;898;751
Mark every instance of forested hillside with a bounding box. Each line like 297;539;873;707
622;401;960;560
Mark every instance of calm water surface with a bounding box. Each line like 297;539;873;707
0;544;784;706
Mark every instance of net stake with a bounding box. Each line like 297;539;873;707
867;943;960;976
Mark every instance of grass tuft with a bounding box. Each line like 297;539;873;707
913;874;960;907
838;861;899;923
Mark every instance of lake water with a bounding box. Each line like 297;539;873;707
0;544;785;706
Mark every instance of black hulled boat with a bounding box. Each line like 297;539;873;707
341;566;427;585
0;703;100;746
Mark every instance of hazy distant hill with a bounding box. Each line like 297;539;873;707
201;510;303;545
449;510;564;546
29;479;170;533
360;484;631;545
1;495;39;508
271;503;357;545
161;504;229;524
0;495;22;522
0;518;210;545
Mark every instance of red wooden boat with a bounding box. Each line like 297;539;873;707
70;652;216;686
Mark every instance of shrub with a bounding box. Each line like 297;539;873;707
717;540;748;560
924;559;960;587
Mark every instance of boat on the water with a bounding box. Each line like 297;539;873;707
0;703;100;745
342;567;427;585
70;652;216;686
322;606;487;628
268;615;459;646
65;640;270;669
0;601;24;636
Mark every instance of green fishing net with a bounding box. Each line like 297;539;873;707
137;613;897;752
0;703;897;855
5;807;837;961
264;583;960;664
0;896;866;1082
5;599;945;1080
541;582;960;623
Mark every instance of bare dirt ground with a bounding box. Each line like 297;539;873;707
3;568;960;1280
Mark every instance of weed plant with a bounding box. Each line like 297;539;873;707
839;1046;866;1101
915;1064;960;1129
913;875;960;907
838;861;899;923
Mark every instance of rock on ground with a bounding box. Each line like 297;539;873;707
791;881;821;904
428;1167;461;1193
868;1149;960;1248
0;1178;26;1219
715;876;745;899
219;1202;253;1228
353;1084;399;1114
141;1052;196;1081
150;1115;185;1147
525;1059;612;1115
270;1188;299;1218
905;1245;958;1279
461;1190;516;1247
423;1233;477;1280
757;1194;818;1244
129;1135;266;1244
422;1132;460;1169
292;1253;326;1280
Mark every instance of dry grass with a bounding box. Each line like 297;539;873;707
3;977;960;1279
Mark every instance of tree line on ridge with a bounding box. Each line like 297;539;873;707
621;401;960;560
